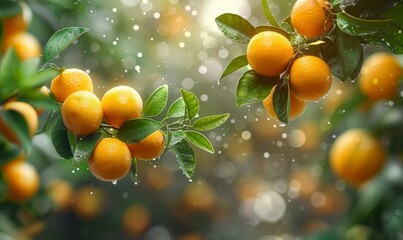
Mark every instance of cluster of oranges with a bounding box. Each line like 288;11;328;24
329;52;401;188
0;97;44;203
50;68;166;182
247;0;334;122
0;3;46;203
243;0;402;189
0;1;41;61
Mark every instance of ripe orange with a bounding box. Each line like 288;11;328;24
2;159;40;202
127;130;165;160
122;204;151;235
73;186;104;220
0;101;38;143
88;138;132;182
246;31;294;77
61;91;103;136
262;85;307;122
291;0;333;38
46;179;74;211
330;129;386;188
101;86;143;128
359;52;402;100
2;1;32;36
1;32;41;60
289;55;332;101
50;68;93;103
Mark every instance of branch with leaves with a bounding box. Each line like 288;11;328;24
0;26;229;183
215;0;402;123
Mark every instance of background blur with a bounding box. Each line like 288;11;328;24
2;0;402;240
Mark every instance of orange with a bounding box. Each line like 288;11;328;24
46;179;74;211
88;138;132;182
50;68;93;103
1;32;41;60
122;204;151;235
127;130;165;160
2;159;40;202
2;1;32;36
359;52;402;100
101;86;143;128
330;128;386;188
73;186;104;219
246;31;294;77
291;0;333;38
262;85;307;122
289;55;332;101
0;101;38;143
61;91;103;136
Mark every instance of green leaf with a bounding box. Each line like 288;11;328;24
17;88;58;111
337;12;403;53
273;79;290;124
51;114;73;159
143;84;168;117
1;110;31;152
333;29;363;81
0;1;21;18
236;70;277;107
72;131;103;167
167;130;186;147
299;37;362;80
166;97;185;118
220;55;248;81
261;0;281;28
17;58;40;82
331;0;343;5
169;139;196;179
337;12;393;35
41;27;89;66
280;16;293;33
383;3;403;28
128;160;138;185
117;118;164;143
180;89;199;120
215;13;257;43
184;130;214;154
362;25;403;53
193;113;230;131
20;68;59;89
0;134;22;166
341;0;400;19
342;171;393;229
0;48;20;101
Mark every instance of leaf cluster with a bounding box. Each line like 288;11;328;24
51;85;229;179
0;26;89;166
0;0;89;161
